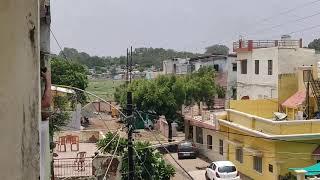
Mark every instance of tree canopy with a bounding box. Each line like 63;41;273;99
51;57;89;103
114;67;222;141
58;47;201;69
96;132;175;180
205;44;229;55
308;38;320;52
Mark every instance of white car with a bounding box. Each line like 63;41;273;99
205;161;240;180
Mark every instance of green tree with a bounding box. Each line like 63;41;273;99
96;132;175;180
114;67;221;141
51;57;89;103
308;38;320;52
49;95;70;137
205;44;229;55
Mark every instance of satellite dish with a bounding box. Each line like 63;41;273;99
274;112;287;121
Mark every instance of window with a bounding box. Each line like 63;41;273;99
255;60;259;74
269;164;273;173
196;127;203;144
268;60;273;75
207;135;212;149
214;64;219;72
232;88;237;100
253;156;262;173
219;139;223;155
241;60;247;74
232;63;237;71
236;148;243;163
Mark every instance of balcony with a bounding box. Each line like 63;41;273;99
233;39;302;52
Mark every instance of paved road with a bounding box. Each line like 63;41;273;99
164;153;208;180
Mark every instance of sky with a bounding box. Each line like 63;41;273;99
51;0;320;57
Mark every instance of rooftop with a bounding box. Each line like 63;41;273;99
233;38;302;52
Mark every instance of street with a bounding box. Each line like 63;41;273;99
164;153;208;180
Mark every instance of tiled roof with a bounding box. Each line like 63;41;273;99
281;90;306;109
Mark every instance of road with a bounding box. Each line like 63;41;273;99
164;153;208;180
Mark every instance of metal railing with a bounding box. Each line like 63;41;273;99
233;39;301;51
53;157;93;178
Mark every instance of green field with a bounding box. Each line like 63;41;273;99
87;79;125;101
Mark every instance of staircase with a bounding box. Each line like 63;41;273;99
304;70;320;112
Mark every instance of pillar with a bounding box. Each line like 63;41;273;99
0;0;40;179
294;170;307;180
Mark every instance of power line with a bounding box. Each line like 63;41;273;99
133;146;153;179
135;110;194;180
253;0;320;25
103;135;121;180
248;11;320;36
49;28;68;60
92;130;120;161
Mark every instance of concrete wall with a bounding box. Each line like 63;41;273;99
230;99;278;119
0;0;40;179
237;47;320;100
198;128;228;161
226;56;237;99
278;73;298;105
237;48;278;100
278;48;319;75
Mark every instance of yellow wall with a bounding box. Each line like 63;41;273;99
230;99;278;119
278;74;298;106
222;126;320;180
227;128;277;180
275;141;319;177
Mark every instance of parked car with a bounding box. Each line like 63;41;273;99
177;141;197;159
205;161;240;180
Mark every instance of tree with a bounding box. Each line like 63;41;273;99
51;57;89;103
114;68;221;141
49;95;70;137
96;132;175;180
205;44;229;55
308;38;320;52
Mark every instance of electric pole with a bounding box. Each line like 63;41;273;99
127;47;134;180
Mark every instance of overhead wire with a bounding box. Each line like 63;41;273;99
103;135;121;180
133;146;153;179
49;27;68;60
135;110;195;180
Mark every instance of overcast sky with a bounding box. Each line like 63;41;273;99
51;0;320;57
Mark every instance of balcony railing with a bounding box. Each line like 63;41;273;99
233;39;302;52
53;157;93;178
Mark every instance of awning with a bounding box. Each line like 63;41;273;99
289;163;320;176
282;90;306;109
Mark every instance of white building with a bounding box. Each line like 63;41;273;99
163;58;191;75
189;54;237;100
234;36;320;100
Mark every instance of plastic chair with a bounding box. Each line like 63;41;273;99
74;151;86;171
58;136;67;152
70;135;79;151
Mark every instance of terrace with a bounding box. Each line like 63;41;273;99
233;39;302;52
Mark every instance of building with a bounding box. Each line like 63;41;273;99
163;55;237;100
185;63;320;180
0;0;41;179
189;54;237;100
163;58;191;75
233;35;319;100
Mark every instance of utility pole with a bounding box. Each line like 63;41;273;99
126;48;129;84
127;46;134;180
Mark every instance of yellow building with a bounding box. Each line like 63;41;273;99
218;108;320;180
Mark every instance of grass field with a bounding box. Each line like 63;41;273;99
87;79;125;101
